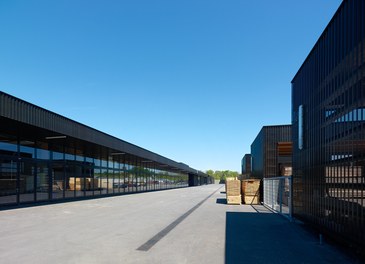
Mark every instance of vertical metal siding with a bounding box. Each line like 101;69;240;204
292;0;365;249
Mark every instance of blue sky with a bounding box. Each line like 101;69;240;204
0;0;342;172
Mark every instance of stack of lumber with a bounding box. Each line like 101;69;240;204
241;179;261;204
226;179;241;205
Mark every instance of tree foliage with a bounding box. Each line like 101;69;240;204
205;170;239;180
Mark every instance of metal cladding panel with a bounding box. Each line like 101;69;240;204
241;154;251;174
251;128;264;179
251;125;292;179
0;92;203;176
291;0;365;250
263;125;292;178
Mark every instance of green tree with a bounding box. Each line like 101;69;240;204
205;170;239;181
206;170;214;177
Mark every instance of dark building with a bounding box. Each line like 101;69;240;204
241;154;251;177
251;125;292;179
0;92;212;208
291;0;365;250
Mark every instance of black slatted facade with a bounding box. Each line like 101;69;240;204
0;92;212;208
251;125;292;179
241;154;251;175
292;0;365;249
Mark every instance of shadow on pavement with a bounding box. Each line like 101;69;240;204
220;191;226;194
225;211;354;264
216;198;226;204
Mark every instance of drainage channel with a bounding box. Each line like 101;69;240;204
137;185;223;251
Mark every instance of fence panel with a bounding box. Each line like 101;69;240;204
263;176;292;220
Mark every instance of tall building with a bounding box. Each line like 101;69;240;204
250;125;292;179
0;92;211;208
291;0;365;250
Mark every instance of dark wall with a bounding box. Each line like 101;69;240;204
263;126;291;178
251;126;291;179
241;154;251;174
251;129;264;179
188;174;209;186
292;0;365;249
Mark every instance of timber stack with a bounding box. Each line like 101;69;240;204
225;178;241;205
241;179;261;204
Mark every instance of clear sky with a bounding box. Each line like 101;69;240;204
0;0;342;172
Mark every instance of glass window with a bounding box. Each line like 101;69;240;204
52;162;64;199
0;157;17;205
75;154;84;162
37;148;50;160
112;170;120;193
74;165;84;198
107;169;114;194
65;164;75;198
100;168;108;194
19;140;36;159
36;162;49;201
53;151;64;161
101;159;108;168
84;166;94;197
19;160;35;203
94;159;101;167
0;141;17;154
65;153;75;161
108;157;114;168
298;105;304;150
94;167;101;196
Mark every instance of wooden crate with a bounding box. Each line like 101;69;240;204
227;195;241;205
244;195;260;205
225;177;237;181
226;180;241;196
241;179;260;196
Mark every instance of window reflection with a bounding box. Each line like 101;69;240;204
0;157;17;204
334;107;365;122
19;160;35;203
36;162;49;201
0;135;190;206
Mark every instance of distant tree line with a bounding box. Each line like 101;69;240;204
205;170;239;181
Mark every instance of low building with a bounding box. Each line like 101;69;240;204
241;154;251;179
250;125;292;179
0;91;211;208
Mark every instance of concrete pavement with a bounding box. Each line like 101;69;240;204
0;184;356;263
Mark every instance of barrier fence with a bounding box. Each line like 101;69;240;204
263;176;292;220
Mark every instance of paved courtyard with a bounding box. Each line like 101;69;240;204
0;184;356;263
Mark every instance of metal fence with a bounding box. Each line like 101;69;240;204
263;176;292;220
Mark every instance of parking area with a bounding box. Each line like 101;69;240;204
0;184;356;263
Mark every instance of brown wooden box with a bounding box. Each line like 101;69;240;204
226;180;241;196
241;179;260;196
244;195;260;205
227;195;241;205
